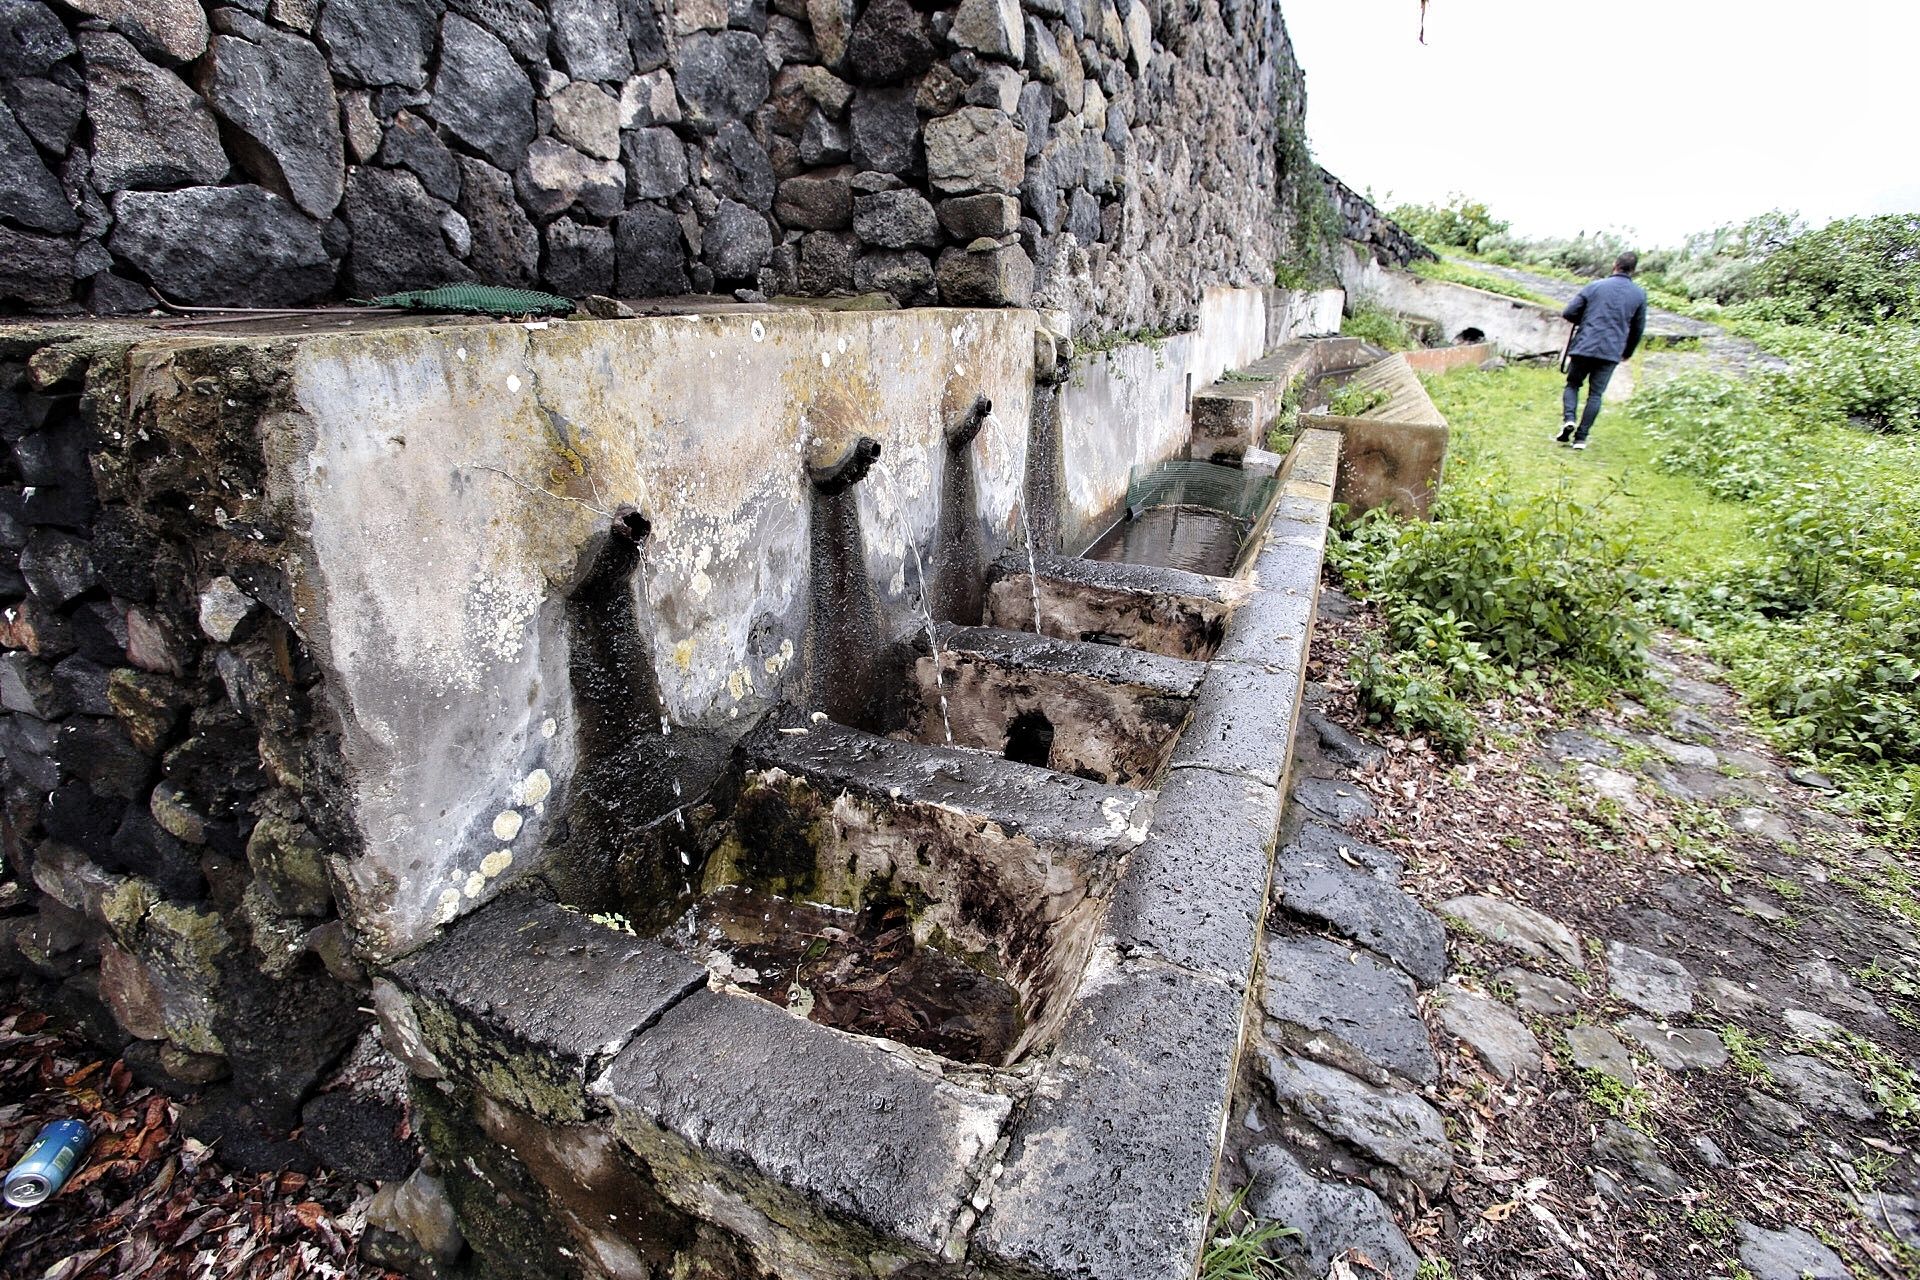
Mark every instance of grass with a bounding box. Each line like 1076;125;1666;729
1198;1185;1298;1279
1420;365;1762;589
1415;256;1556;305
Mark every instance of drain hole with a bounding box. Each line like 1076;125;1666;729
1455;326;1485;344
1004;710;1054;768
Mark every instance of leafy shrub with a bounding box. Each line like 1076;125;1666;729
1330;477;1651;752
1350;633;1479;756
1341;303;1413;351
1390;195;1509;253
1745;213;1920;328
1753;323;1920;432
1630;372;1788;500
1720;595;1920;766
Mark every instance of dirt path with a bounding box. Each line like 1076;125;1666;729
1239;588;1920;1280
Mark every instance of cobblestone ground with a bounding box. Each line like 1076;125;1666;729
1227;584;1919;1280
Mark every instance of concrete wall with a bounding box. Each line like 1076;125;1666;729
1338;243;1570;358
271;306;1034;958
1057;283;1340;552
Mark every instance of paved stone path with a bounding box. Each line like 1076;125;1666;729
1224;595;1920;1279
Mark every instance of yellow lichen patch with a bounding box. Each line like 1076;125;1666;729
480;849;514;878
492;810;524;841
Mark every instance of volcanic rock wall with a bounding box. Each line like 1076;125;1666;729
0;330;378;1169
0;0;1319;334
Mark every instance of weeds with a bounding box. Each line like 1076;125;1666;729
1581;1067;1653;1131
1199;1185;1299;1280
1721;1026;1769;1083
1342;303;1415;351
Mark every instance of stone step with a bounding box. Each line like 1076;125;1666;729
982;549;1248;660
905;622;1206;787
709;709;1153;1059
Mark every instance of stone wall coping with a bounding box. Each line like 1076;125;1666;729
924;619;1207;697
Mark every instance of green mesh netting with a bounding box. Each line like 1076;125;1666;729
359;284;576;317
1125;459;1276;522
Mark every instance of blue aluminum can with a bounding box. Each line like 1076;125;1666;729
4;1119;93;1209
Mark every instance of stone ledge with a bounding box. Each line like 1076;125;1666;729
1310;355;1448;519
736;709;1152;855
389;894;708;1121
1107;764;1281;987
595;987;1011;1265
925;621;1208;697
984;549;1248;660
1165;658;1303;788
1190;338;1381;462
970;952;1246;1280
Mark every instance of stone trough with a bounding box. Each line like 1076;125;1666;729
0;286;1437;1280
390;420;1346;1280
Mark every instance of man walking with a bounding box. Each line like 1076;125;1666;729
1556;252;1649;449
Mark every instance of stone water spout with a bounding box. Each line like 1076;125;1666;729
553;507;727;923
806;435;885;729
931;395;993;625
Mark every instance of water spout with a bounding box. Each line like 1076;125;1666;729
931;395;991;625
806;435;885;730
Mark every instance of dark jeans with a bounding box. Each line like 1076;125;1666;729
1563;355;1617;438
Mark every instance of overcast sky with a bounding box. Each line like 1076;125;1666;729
1284;0;1920;246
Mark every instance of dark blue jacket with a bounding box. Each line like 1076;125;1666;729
1563;274;1649;362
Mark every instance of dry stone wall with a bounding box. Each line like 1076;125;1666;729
0;330;382;1172
0;0;1319;334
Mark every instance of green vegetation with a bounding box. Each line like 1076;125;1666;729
1389;193;1509;254
1412;257;1553;305
1326;382;1391;417
1338;198;1920;831
1329;405;1652;756
1199;1185;1299;1280
1341;302;1415;351
1581;1067;1653;1130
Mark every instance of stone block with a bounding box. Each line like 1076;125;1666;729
852;247;932;301
81;31;228;193
674;29;770;130
1108;764;1276;985
109;185;333;307
1259;1050;1453;1193
935;240;1032;305
844;0;933;81
852;188;938;248
598;989;1010;1259
951;0;1024;62
924;106;1025;194
848;83;917;173
0;650;67;718
938;192;1019;240
1166;659;1300;788
318;0;436;89
973;955;1241;1280
1260;932;1436;1086
774;165;852;230
1243;1144;1421;1280
429;14;536;171
1276;823;1445;988
390;894;707;1120
202;10;345;219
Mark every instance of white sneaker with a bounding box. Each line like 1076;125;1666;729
1572;440;1589;450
